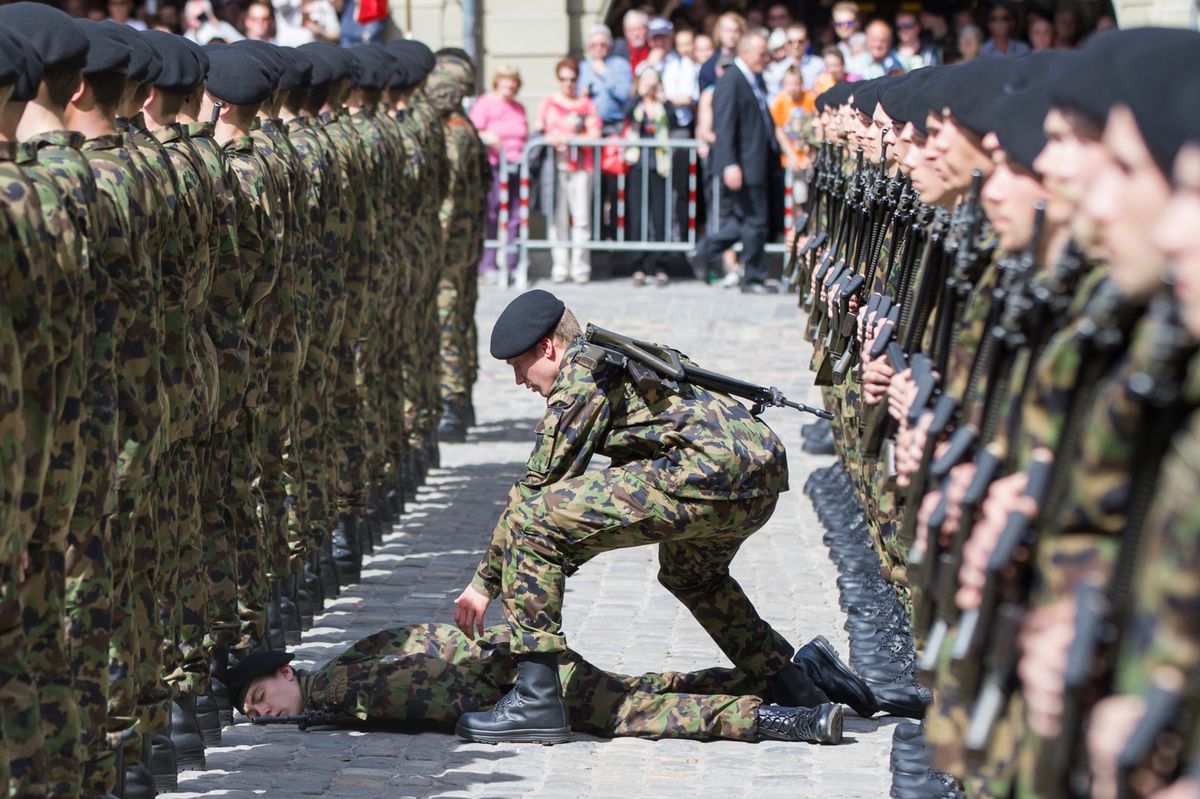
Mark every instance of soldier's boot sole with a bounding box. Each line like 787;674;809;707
453;721;570;745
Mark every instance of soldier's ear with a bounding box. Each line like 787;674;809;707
279;665;295;681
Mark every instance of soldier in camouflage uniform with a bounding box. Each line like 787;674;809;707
0;7;109;795
227;625;845;745
428;50;489;443
454;290;876;743
0;30;56;796
200;46;281;666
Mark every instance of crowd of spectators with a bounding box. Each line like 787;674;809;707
52;0;390;47
473;1;1115;288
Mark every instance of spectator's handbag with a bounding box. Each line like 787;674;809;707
601;122;630;176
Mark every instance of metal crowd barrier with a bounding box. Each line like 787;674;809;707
483;134;804;289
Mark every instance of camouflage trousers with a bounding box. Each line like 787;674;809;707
198;430;240;655
437;262;474;403
159;441;209;699
295;351;337;557
230;412;269;652
496;467;794;678
0;560;42;797
332;335;367;513
308;624;762;741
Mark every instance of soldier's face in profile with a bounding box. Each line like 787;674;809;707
1033;107;1106;230
1159;145;1200;338
242;666;304;719
931;113;992;196
981;134;1047;254
1083;105;1171;299
506;339;560;398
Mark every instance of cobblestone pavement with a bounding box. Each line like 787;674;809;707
162;279;895;799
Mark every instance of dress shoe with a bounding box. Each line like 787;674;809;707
170;695;206;772
685;246;713;281
793;636;878;717
150;732;176;791
755;703;843;744
437;399;468;443
740;281;780;295
455;654;570;744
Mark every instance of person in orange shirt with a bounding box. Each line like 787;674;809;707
770;66;809;173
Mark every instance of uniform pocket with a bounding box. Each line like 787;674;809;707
527;407;564;477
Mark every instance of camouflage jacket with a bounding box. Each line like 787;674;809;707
184;122;248;435
81;133;165;493
439;111;488;269
223;133;280;410
473;338;790;594
0;144;57;554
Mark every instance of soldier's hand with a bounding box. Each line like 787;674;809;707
887;368;916;422
1018;599;1075;737
861;357;894;406
454;584;490;639
1088;694;1148;799
956;472;1031;610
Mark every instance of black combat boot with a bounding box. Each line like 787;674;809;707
194;684;222;747
292;571;314;630
170;694;206;772
208;646;234;727
455;654;570;744
437;398;467;443
461;396;476;428
303;552;324;616
319;534;341;599
111;744;124;799
331;514;361;585
121;742;155;799
768;662;830;709
266;580;286;651
755;703;843;744
793;635;879;717
149;731;176;791
278;577;302;645
425;429;440;469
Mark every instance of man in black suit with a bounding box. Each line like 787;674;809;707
690;31;780;294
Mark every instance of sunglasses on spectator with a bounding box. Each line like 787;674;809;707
833;20;856;28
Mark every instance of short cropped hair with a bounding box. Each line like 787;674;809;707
553;309;582;344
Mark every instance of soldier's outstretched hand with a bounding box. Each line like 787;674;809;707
454;584;490;639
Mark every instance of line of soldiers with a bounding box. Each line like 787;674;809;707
0;4;488;797
792;26;1200;799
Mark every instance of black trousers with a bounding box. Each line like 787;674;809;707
697;182;769;284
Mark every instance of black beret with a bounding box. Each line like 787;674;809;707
180;35;210;75
0;3;89;72
1051;28;1200;127
298;46;331;88
938;59;1016;136
878;68;935;125
299;41;351;82
143;31;203;93
349;45;397;90
386;38;434;80
851;76;889;118
0;28;43;101
276;47;314;92
490;290;567;360
205;46;274;106
814;79;854;112
235;39;285;87
101;20;159;84
226;650;295;712
74;20;132;76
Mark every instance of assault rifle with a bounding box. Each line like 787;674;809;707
1032;293;1198;798
583;325;833;419
250;708;352;730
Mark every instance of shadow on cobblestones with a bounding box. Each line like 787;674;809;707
463;417;543;444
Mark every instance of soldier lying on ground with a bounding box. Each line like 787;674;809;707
226;623;848;745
